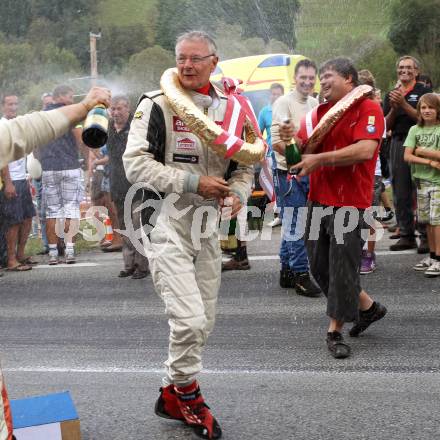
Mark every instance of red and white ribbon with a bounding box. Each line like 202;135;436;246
216;77;276;203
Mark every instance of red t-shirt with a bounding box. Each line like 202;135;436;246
297;98;384;209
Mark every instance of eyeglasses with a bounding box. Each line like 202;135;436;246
398;65;415;71
176;54;215;65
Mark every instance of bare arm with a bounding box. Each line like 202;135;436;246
404;147;431;166
296;139;378;176
93;156;109;166
316;139;377;166
58;87;111;125
0;87;111;169
1;166;16;198
388;89;418;124
385;107;397;131
414;147;440;161
400;100;418;121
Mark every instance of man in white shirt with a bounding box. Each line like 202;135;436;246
0;94;36;271
270;59;321;297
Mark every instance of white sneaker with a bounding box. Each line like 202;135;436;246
413;256;432;271
424;261;440;277
65;248;76;264
267;217;282;227
48;251;59;265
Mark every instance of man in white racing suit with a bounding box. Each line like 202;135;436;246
123;31;253;439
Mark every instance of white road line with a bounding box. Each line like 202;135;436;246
375;250;417;256
3;367;437;376
34;262;99;269
222;250;417;263
32;250;416;268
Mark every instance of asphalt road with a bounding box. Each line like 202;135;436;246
1;228;439;440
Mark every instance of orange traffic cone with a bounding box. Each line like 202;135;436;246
104;217;114;242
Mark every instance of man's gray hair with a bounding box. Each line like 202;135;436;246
175;31;217;55
395;55;420;70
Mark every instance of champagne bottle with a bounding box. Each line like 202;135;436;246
82;104;109;148
282;119;301;174
285;142;301;168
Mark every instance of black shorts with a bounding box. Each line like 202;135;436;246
305;201;367;322
0;179;36;227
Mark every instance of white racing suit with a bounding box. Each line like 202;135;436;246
123;85;253;385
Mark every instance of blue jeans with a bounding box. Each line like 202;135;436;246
276;170;309;272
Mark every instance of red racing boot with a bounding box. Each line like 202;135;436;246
154;384;184;421
174;381;222;439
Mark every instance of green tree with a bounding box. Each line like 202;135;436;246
216;0;299;49
0;0;32;39
214;24;289;60
388;0;440;87
98;25;151;74
155;0;299;51
0;41;80;102
357;40;398;93
121;45;175;96
28;0;99;69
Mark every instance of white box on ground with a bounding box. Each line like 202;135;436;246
14;422;62;440
11;391;80;440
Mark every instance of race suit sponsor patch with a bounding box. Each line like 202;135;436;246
173;153;199;164
176;137;197;152
173;116;191;132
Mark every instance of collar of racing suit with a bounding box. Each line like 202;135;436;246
188;85;221;111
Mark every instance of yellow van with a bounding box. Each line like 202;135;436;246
211;53;318;115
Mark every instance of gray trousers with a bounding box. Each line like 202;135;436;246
390;136;426;238
115;198;149;273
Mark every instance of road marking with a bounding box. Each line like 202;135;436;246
222;249;417;263
3;367;438;375
31;250;416;267
34;262;99;269
375;250;417;256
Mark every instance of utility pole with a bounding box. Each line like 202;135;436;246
89;31;101;85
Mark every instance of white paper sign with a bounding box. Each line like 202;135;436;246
15;422;62;440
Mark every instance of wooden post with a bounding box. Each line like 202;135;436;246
89;32;101;86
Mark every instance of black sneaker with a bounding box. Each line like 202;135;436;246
326;331;351;359
389;236;417;251
349;302;387;337
294;272;322;298
376;209;394;223
279;268;295;288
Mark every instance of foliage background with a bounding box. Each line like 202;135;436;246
0;0;437;111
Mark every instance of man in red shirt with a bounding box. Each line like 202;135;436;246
284;57;387;358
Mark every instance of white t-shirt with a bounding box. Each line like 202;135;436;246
1;116;27;180
8;158;27;180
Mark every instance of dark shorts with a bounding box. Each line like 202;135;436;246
305;201;367;322
0;179;36;227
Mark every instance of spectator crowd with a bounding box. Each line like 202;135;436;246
0;54;439;283
1;29;440;440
